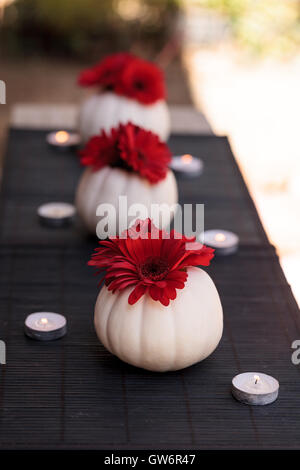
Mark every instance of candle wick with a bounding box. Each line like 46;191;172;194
254;374;260;385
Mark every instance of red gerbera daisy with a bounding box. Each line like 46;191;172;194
78;53;166;105
118;123;171;183
78;52;135;88
79;123;171;183
116;58;166;104
79;128;119;171
88;219;215;306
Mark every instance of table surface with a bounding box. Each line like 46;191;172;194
9;104;213;135
0;130;299;449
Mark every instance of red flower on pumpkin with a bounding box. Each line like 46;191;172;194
118;123;171;183
79;128;119;171
88;219;215;306
79;123;171;183
116;58;166;104
78;53;166;104
78;52;135;88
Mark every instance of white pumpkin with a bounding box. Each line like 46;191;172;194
94;267;223;372
75;166;178;237
78;92;171;142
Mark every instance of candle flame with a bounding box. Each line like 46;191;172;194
35;317;50;328
181;154;193;164
215;232;226;242
55;131;69;144
254;374;260;384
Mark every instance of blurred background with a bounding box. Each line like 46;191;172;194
0;0;300;303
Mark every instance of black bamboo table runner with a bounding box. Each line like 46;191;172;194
0;129;299;449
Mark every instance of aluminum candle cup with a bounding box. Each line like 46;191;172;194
170;154;203;177
200;229;239;255
232;372;279;405
46;130;81;150
24;312;67;341
38;202;76;227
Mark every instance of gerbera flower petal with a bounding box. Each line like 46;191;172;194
89;219;215;306
165;286;177;300
128;284;147;305
149;285;162;301
107;278;137;292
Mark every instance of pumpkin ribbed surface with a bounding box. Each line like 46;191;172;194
94;267;223;372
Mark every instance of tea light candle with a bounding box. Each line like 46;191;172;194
232;372;279;405
24;312;67;341
170;154;203;177
38;202;76;227
200;229;239;255
46;130;81;149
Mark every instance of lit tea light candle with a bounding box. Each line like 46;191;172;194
232;372;279;405
200;229;239;255
24;312;67;341
46;130;81;149
170;154;203;177
37;202;76;227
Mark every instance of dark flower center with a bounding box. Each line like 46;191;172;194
134;80;145;90
138;257;169;281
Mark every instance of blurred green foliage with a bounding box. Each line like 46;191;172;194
197;0;300;55
1;0;299;58
0;0;180;58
